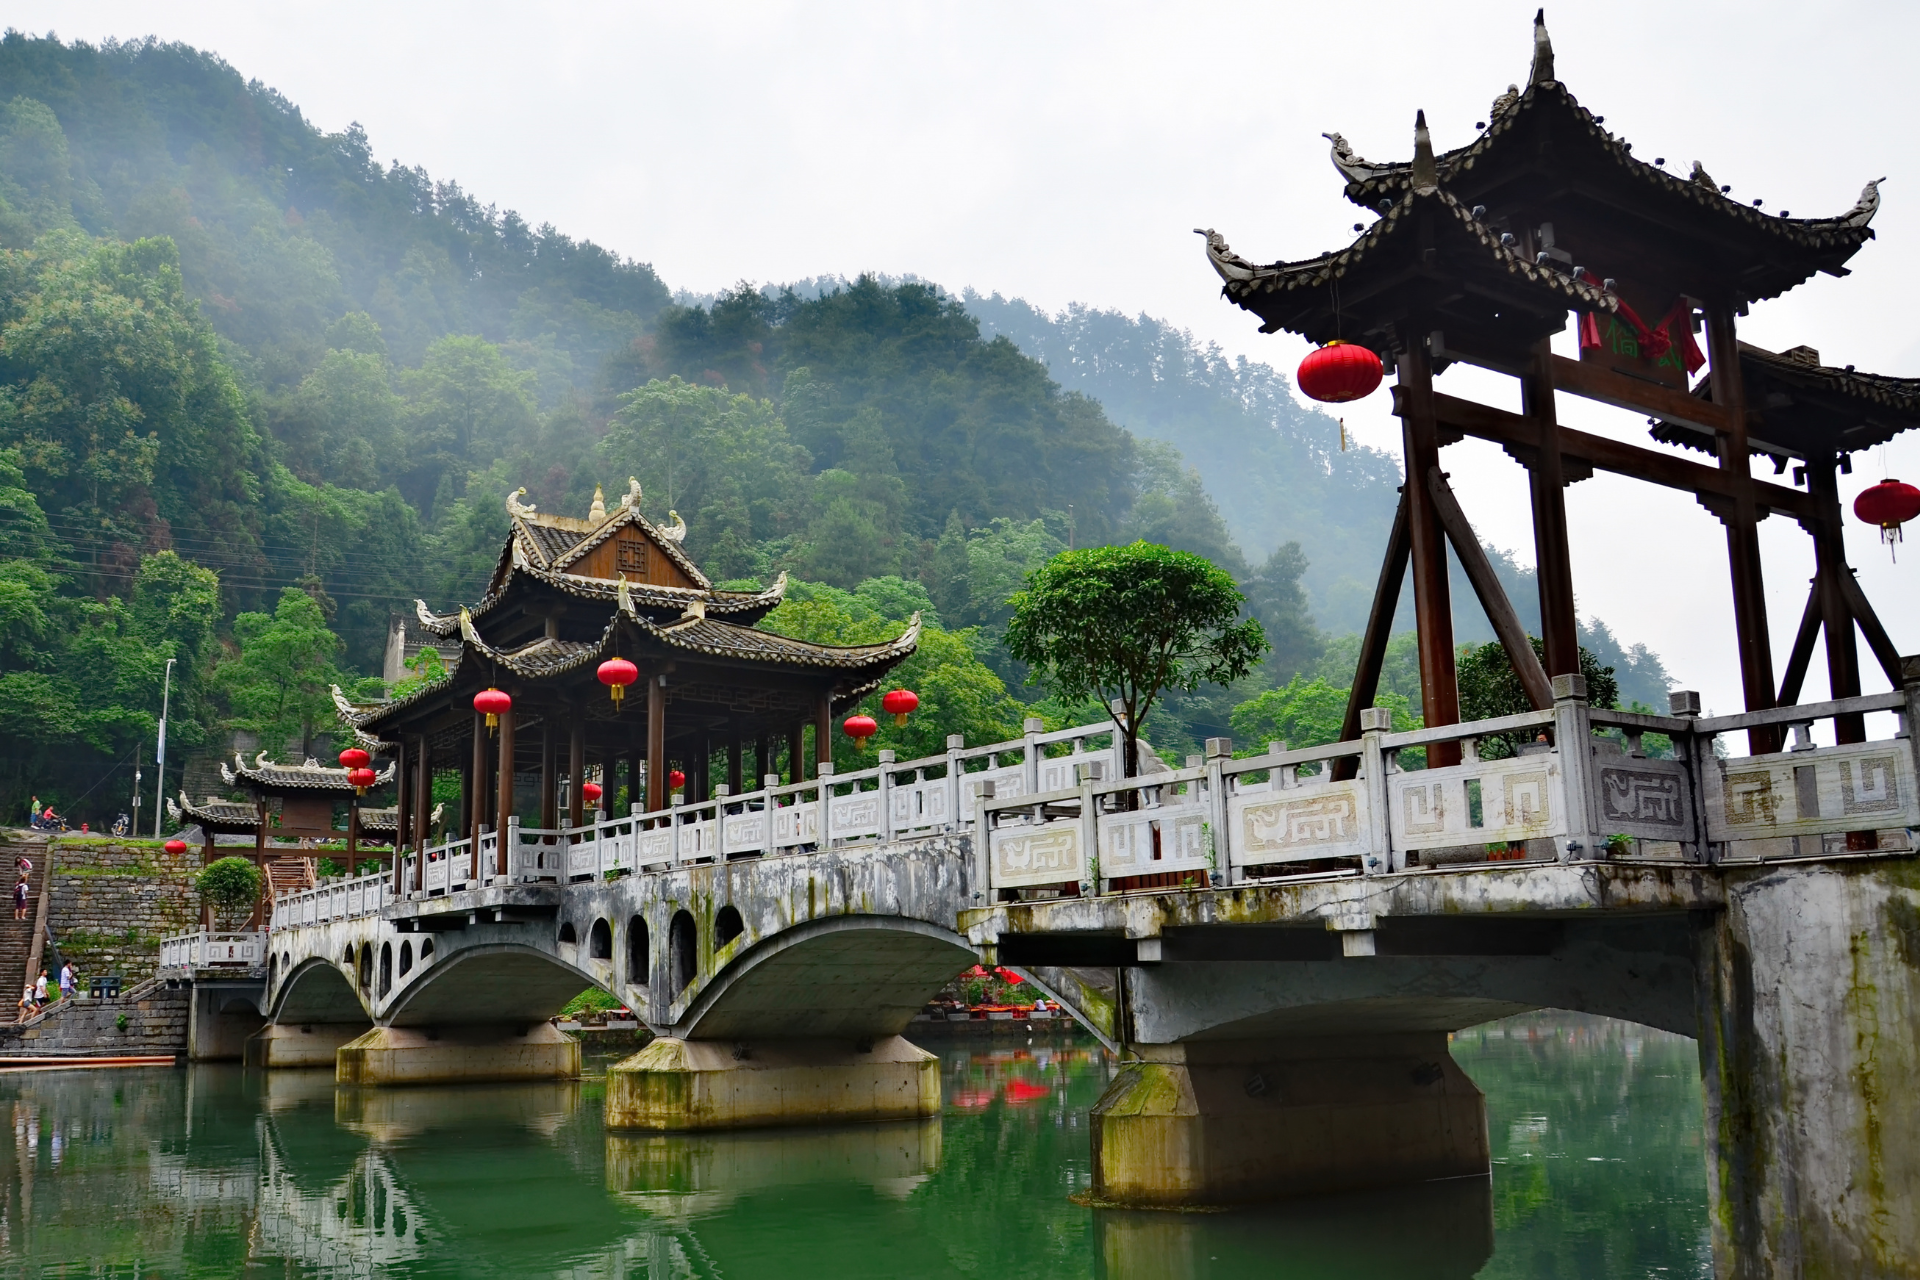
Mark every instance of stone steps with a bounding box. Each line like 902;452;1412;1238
0;838;53;999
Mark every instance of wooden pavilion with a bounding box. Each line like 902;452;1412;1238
331;479;919;868
1203;10;1909;764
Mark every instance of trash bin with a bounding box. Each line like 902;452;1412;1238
89;976;105;1000
104;973;122;1000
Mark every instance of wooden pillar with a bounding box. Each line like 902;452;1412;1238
569;716;586;827
495;701;515;877
346;799;360;878
814;695;834;775
647;675;666;815
1523;339;1580;677
787;722;805;786
470;710;488;880
1805;455;1866;742
625;749;642;814
413;736;431;891
541;722;557;828
1705;304;1781;754
1396;337;1462;767
727;738;743;794
201;826;216;930
391;737;407;894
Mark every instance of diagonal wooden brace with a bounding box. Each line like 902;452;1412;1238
1427;467;1554;711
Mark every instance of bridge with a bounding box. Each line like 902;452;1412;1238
163;678;1920;1269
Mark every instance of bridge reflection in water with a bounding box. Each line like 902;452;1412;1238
0;1020;1706;1277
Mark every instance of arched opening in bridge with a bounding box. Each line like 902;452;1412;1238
589;918;612;960
558;920;578;945
714;905;744;949
399;941;413;976
420;939;434;964
342;943;355;968
267;953;276;985
357;944;372;992
669;910;697;994
282;950;291;973
627;915;648;985
379;943;393;997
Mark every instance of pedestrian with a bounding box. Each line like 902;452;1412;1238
33;968;48;1008
15;983;30;1022
12;874;26;921
14;853;29;875
58;961;73;1003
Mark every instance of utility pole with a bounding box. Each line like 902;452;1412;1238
131;742;143;832
153;658;176;840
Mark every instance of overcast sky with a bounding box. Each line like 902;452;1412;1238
20;1;1920;730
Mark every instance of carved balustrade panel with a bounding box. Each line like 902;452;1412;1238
1228;779;1372;866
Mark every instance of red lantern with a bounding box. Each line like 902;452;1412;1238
582;781;603;807
474;687;511;732
338;747;370;770
844;714;879;748
597;657;639;707
669;769;686;791
881;688;919;727
164;839;187;856
347;767;376;795
1296;340;1383;403
1854;478;1920;559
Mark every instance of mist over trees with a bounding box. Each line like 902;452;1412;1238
0;31;1672;820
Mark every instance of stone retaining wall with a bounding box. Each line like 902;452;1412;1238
0;979;188;1056
0;837;204;980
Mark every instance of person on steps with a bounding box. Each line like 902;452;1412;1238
15;983;30;1022
33;968;48;1009
58;961;73;1003
12;873;27;921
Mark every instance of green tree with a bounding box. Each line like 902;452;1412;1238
1456;637;1618;759
212;587;345;758
1005;542;1267;778
399;335;538;515
196;856;262;928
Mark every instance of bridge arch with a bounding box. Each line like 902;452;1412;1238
667;910;697;996
589;918;613;960
375;941;610;1028
271;956;371;1025
714;905;744;949
664;914;977;1041
626;915;648;986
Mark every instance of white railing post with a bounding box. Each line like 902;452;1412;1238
1023;717;1043;797
670;795;683;867
1204;737;1231;887
1079;774;1098;896
878;750;896;843
1552;673;1598;862
1359;707;1394;872
946;734;965;833
817;762;836;849
762;774;781;857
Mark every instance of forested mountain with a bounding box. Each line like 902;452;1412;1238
0;31;1670;822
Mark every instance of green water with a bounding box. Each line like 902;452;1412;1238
0;1013;1708;1279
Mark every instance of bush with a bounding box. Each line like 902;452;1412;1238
196;857;262;925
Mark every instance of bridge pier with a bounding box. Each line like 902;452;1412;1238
1698;860;1920;1278
1086;1034;1487;1207
335;1024;580;1086
244;1021;370;1069
605;1036;940;1130
185;980;267;1061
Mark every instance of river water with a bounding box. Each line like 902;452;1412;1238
0;1012;1708;1279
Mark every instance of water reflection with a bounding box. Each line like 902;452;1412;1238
0;1015;1707;1279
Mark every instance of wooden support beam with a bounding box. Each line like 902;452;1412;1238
568;716;586;828
1706;304;1780;754
495;703;515;876
1803;455;1867;742
1415;390;1817;521
1396;337;1462;767
392;737;408;896
1427;467;1554;710
1776;583;1823;710
1333;490;1412;782
646;675;666;813
540;723;557;828
1523;341;1580;678
413;735;430;891
1835;571;1905;690
814;695;834;773
1547;353;1732;436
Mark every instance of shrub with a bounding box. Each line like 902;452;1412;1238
196;857;262;926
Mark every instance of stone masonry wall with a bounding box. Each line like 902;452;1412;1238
13;838;204;981
0;978;188;1055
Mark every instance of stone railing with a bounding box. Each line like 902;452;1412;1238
267;870;392;930
979;678;1920;894
158;931;268;970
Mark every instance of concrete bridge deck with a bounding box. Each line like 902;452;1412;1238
164;686;1920;1277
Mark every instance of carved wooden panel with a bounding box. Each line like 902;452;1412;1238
570;530;697;589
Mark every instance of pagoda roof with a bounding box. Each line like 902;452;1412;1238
168;792;258;834
1246;11;1880;318
222;753;397;795
1651;343;1920;461
414;562;788;638
1202;173;1613;350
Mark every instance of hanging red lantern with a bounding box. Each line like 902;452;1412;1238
338;747;371;770
164;838;187;856
1854;478;1920;559
881;688;919;727
669;769;686;791
843;714;879;748
347;767;376;795
473;687;511;732
1296;340;1383;403
597;657;639;707
582;781;603;807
